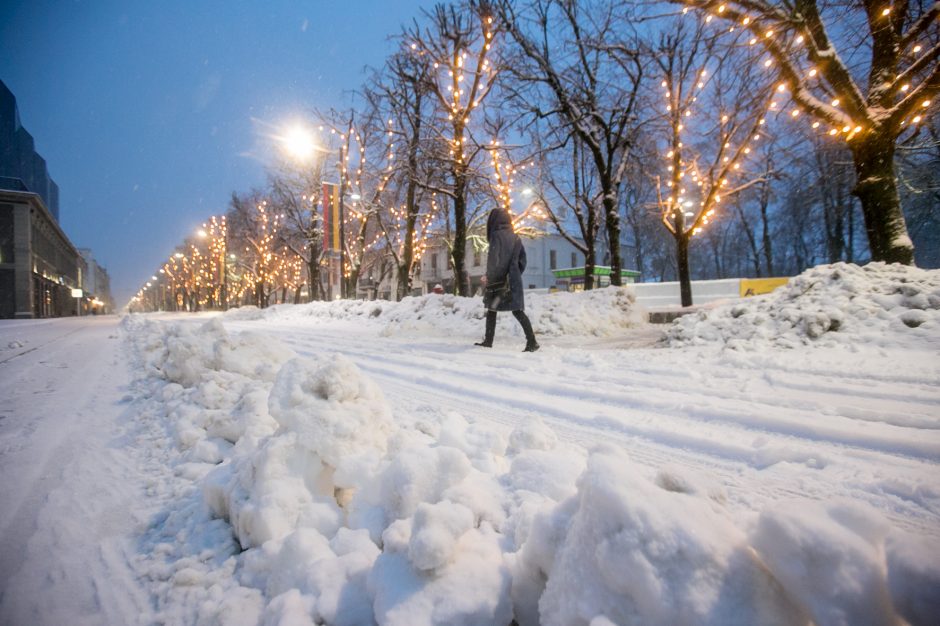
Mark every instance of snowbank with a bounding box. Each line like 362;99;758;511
123;314;940;625
224;286;646;339
665;263;940;350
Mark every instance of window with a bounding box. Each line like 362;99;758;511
431;253;438;271
571;252;577;268
549;250;557;270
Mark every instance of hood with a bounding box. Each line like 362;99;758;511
486;208;512;240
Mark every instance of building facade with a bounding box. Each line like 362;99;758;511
0;80;60;222
79;248;114;314
0;189;84;318
0;80;98;318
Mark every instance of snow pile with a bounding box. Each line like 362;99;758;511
126;316;940;625
225;286;645;338
666;263;940;349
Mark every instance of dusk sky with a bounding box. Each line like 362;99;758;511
0;0;434;307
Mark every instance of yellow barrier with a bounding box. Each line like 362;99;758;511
740;277;790;297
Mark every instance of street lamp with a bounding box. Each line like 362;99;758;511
281;124;317;163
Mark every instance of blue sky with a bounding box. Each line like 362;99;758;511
0;0;434;306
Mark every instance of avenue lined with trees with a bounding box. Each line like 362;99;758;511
131;0;939;311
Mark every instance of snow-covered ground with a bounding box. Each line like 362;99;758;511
1;262;939;625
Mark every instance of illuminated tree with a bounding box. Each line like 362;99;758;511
673;0;939;265
228;192;287;308
406;0;502;296
652;15;774;306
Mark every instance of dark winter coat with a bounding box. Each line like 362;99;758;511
484;208;527;312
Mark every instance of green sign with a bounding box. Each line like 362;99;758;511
551;266;640;279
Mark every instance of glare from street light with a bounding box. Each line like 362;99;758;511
521;187;533;196
282;124;316;162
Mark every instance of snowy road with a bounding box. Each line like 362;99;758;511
0;317;150;626
232;318;940;537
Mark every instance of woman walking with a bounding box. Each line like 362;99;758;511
475;208;539;352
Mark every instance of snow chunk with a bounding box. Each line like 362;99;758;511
751;499;896;626
408;501;475;571
537;449;801;626
370;523;513;626
886;529;940;626
268;355;394;478
508;418;559;454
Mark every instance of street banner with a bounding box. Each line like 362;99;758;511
321;183;341;251
323;183;340;250
331;184;340;251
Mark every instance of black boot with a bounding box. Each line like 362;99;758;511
513;310;539;352
475;310;497;347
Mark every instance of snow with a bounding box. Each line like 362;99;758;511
2;262;939;625
665;262;940;350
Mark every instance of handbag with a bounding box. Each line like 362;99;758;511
485;278;511;307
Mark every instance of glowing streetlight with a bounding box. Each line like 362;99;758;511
281;124;317;162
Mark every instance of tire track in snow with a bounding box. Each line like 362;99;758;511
272;329;940;462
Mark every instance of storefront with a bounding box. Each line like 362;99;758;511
551;266;641;292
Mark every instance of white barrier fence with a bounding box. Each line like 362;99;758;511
631;278;743;309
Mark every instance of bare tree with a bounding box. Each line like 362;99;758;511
367;51;437;300
811;141;861;263
897;116;940;266
674;0;940;265
267;163;324;301
498;0;643;288
537;133;604;286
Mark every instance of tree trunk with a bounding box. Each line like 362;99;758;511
398;177;419;301
676;232;693;307
850;134;914;265
760;198;774;276
307;255;321;301
584;240;596;291
630;218;644;279
452;173;470;296
603;191;622;286
735;200;762;277
255;281;264;308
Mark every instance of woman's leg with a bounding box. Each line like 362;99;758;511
475;310;497;347
512;310;539;352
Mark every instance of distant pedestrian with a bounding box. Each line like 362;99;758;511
475;208;539;352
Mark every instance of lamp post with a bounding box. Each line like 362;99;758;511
220;231;228;310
